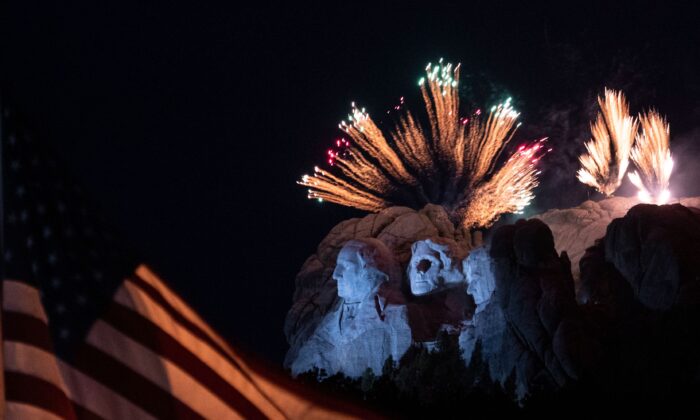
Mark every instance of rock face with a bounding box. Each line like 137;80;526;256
287;238;412;377
286;199;700;402
406;286;473;344
407;238;467;296
577;203;700;395
460;219;598;399
533;196;700;288
532;196;638;284
603;204;700;310
284;204;476;371
462;247;495;308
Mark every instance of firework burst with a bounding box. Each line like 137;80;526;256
461;139;548;228
577;89;638;196
628;111;673;204
298;60;544;228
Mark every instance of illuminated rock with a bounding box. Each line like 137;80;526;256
459;219;598;400
285;198;700;402
532;195;700;293
286;239;411;378
407;238;467;296
403;238;472;344
334;239;401;302
284;204;475;363
462;247;495;309
532;196;638;285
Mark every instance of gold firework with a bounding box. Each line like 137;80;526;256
628;111;673;204
462;140;547;228
577;89;637;196
298;60;543;228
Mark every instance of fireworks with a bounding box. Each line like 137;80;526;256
462;139;548;228
628;111;673;204
577;89;675;204
327;138;350;166
577;89;637;196
298;60;544;228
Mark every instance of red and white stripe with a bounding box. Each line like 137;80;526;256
2;264;369;419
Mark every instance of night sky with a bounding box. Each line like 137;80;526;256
2;2;700;364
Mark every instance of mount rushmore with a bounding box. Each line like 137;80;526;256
285;197;700;401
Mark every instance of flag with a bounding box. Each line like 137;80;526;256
0;102;376;419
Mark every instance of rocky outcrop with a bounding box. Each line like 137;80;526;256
407;238;468;296
533;196;700;289
460;219;599;399
287;238;413;377
532;197;638;284
288;287;412;378
406;287;473;344
603;204;700;310
287;198;700;402
462;247;495;308
577;203;700;395
284;204;476;363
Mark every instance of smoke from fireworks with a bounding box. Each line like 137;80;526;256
298;60;545;228
577;89;637;196
628;111;674;204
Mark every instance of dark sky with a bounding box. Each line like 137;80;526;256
2;2;700;363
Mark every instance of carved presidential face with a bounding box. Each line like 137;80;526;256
408;239;466;296
462;247;495;307
333;240;389;303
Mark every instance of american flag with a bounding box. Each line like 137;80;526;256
0;103;373;419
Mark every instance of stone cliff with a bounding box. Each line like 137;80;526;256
285;197;700;401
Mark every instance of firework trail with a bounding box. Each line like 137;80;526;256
462;139;548;228
628;111;673;204
298;60;543;228
577;89;637;196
